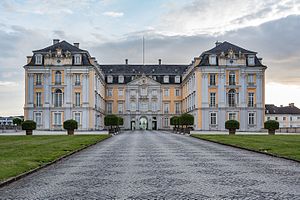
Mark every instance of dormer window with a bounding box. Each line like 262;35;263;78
107;75;113;83
164;75;169;83
35;54;42;65
209;55;217;65
118;75;124;83
175;76;180;83
248;55;255;66
74;54;81;65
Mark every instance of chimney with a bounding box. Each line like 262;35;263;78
289;103;294;107
53;39;59;45
215;41;222;47
27;56;32;64
73;43;79;48
125;59;128;65
158;59;161;65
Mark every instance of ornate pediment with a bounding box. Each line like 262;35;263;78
127;75;160;86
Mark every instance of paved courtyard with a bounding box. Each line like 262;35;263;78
1;131;300;199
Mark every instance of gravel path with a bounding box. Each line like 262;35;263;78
1;130;299;199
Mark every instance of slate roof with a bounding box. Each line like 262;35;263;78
100;64;189;75
203;41;257;55
33;40;87;53
25;41;92;66
197;41;265;67
265;104;300;114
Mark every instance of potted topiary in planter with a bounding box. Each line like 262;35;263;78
22;120;36;135
63;119;78;135
264;120;279;135
225;120;240;135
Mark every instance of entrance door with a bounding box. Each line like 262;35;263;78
139;117;148;130
152;121;157;130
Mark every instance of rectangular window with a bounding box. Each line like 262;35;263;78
107;76;113;83
164;103;169;114
175;89;180;96
141;103;148;111
248;55;255;66
118;103;123;114
75;93;80;106
247;74;254;85
141;88;147;96
130;90;136;96
209;55;217;65
175;76;180;83
36;74;42;85
54;113;62;125
290;116;292;121
107;102;112;114
36;92;42;107
267;117;270;120
283;117;286;120
35;55;42;64
229;72;236;85
152;90;157;96
229;112;236;120
118;89;123;97
248;93;254;107
75;74;80;85
175;102;180;114
74;55;81;65
131;102;136;111
164;76;169;83
152;101;157;111
34;112;42;125
164;88;169;96
74;113;81;125
275;117;278;120
118;76;124;83
164;117;169;127
248;113;255;125
210;113;217;125
107;89;112;97
210;93;216;107
209;74;216;86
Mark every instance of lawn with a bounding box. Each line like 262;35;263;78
0;135;110;182
191;134;300;161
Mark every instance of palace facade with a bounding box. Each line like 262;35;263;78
24;40;266;131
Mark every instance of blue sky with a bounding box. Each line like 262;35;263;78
0;0;300;116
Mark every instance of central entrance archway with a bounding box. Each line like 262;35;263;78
139;116;148;130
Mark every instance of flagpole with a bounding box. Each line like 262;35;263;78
143;36;145;65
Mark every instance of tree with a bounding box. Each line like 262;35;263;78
170;116;179;132
104;115;118;133
63;119;78;135
13;118;23;126
22;120;36;135
264;120;279;135
225;120;240;135
179;113;194;134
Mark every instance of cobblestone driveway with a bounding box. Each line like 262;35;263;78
1;131;300;199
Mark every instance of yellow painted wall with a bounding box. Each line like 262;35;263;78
195;70;202;129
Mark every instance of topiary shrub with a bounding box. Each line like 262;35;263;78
179;113;194;134
104;115;118;134
63;119;78;135
264;120;279;135
225;120;240;135
22;120;36;135
170;116;179;133
13;118;23;126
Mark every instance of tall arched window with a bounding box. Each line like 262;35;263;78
228;89;236;107
54;89;63;107
55;71;62;85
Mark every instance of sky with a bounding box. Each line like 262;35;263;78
0;0;300;116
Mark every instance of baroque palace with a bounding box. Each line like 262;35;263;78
24;40;266;131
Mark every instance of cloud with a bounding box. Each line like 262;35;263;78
103;11;124;17
156;0;300;35
0;81;18;87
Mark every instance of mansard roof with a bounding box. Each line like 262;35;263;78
33;40;87;54
265;104;300;114
100;64;188;75
203;41;257;55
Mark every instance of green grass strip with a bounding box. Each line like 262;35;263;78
0;135;110;182
191;134;300;161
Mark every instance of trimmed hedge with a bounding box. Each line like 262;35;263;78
264;120;279;134
63;119;78;130
22;120;36;130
